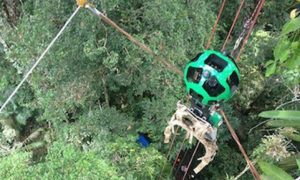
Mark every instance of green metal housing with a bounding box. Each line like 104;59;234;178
209;111;223;127
184;50;240;105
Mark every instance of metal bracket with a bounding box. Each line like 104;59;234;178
164;101;218;174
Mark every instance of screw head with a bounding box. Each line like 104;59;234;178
203;70;210;78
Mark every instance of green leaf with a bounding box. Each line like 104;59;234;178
291;42;299;50
281;132;300;142
279;50;290;63
296;159;300;170
284;52;300;68
267;120;300;130
23;141;46;151
259;110;300;120
16;110;32;125
265;61;276;77
265;60;274;67
258;161;293;180
282;17;300;35
274;40;290;62
277;154;300;170
261;175;274;180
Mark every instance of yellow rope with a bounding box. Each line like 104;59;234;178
76;0;88;7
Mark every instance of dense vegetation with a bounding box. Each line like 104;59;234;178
0;0;299;179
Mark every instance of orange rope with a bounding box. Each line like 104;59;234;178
159;127;180;179
220;110;261;180
206;0;227;49
172;139;185;168
182;141;201;180
86;4;183;76
174;144;190;177
182;1;265;179
166;127;180;159
221;0;245;51
235;0;265;61
218;2;265;178
169;138;186;177
180;1;265;179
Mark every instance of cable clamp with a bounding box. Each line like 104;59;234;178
76;0;88;7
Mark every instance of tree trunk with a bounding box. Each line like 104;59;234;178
2;0;21;26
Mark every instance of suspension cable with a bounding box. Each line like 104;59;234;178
0;6;81;114
169;138;186;178
220;110;261;180
230;0;261;57
180;1;265;179
174;144;189;177
84;3;183;76
230;0;262;57
219;2;265;179
221;0;245;51
205;0;227;49
182;141;201;180
159;127;180;180
236;0;265;61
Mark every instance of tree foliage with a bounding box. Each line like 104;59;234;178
265;17;300;85
0;0;298;179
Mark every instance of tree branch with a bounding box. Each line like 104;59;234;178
102;77;110;107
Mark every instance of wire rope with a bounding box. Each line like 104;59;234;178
0;6;81;114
